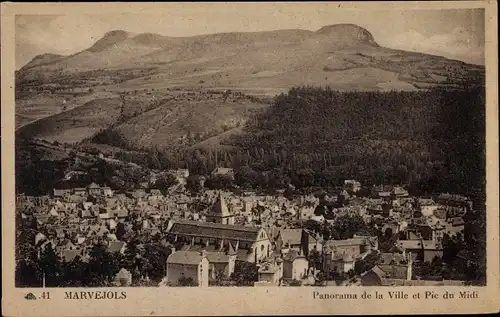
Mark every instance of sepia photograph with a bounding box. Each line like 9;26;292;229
2;1;499;316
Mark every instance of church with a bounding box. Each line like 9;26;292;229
166;219;272;263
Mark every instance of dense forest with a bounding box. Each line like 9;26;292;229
228;86;485;196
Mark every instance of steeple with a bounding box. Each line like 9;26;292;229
208;192;234;225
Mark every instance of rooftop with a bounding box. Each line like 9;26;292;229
279;229;303;246
115;268;132;280
168;220;262;242
324;238;365;250
212;167;234;175
107;241;126;253
167;251;205;265
437;193;470;202
380;252;407;265
87;183;100;189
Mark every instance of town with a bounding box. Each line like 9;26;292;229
16;149;477;288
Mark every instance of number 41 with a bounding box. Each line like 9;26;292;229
40;292;50;299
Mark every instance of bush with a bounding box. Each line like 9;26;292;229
288;279;302;286
178;276;197;287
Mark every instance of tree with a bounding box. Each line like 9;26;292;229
314;205;326;216
142;243;171;282
186;175;204;193
231;261;258;286
308;249;322;270
322;220;332;240
206;175;233;190
354;251;380;275
330;214;371;240
116;223;126;241
152;173;178;194
16;257;39;287
122;239;139;271
38;245;61;287
303;219;322;235
288;279;302;286
235;165;259;188
87;244;120;286
314;271;326;286
60;256;88;287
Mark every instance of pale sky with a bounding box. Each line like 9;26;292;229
15;4;485;69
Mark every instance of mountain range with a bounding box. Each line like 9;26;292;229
15;24;485;151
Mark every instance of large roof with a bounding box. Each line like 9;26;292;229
279;229;303;246
324;238;365;250
168;220;261;242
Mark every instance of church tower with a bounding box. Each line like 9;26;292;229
207;193;235;225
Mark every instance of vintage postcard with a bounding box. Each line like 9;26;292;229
2;1;499;316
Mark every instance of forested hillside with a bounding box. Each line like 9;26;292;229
18;86;485;201
178;87;484;196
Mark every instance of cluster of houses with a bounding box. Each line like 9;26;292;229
17;173;472;287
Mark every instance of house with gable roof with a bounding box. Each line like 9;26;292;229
53;188;72;199
396;238;443;263
361;252;413;286
329;250;356;274
87;183;102;196
344;180;361;193
73;187;87;196
436;193;472;217
166;250;210;287
282;250;309;281
391;186;409;198
371;185;393;199
114;268;133;286
257;258;283;286
274;228;316;256
211;167;235;180
322;236;377;273
101;186;112;197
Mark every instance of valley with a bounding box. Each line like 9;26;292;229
13;20;487;289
